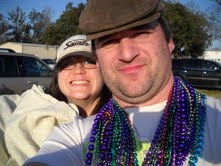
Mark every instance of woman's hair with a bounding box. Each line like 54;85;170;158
48;62;67;102
48;55;112;113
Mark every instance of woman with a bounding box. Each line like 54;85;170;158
2;35;111;166
49;35;110;117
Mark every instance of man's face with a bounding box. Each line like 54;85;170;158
95;22;175;107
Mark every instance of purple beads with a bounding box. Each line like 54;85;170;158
85;77;206;166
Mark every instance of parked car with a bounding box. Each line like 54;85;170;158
172;58;221;89
0;48;16;53
0;52;53;94
42;58;56;69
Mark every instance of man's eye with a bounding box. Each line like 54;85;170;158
101;39;118;47
133;32;150;39
83;60;96;64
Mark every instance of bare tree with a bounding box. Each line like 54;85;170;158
208;0;221;42
28;8;51;43
7;6;26;42
0;14;9;43
216;0;221;5
170;0;221;50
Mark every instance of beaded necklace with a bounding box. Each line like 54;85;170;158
85;77;206;166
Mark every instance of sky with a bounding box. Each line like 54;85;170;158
178;0;216;11
1;0;87;21
1;0;216;21
0;0;220;49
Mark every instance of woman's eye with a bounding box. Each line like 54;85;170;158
64;65;74;70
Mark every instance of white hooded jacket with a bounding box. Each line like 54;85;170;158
0;85;78;166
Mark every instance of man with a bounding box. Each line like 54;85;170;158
24;0;221;165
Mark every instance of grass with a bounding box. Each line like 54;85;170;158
197;89;221;98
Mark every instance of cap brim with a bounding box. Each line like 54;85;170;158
56;51;94;64
86;12;161;40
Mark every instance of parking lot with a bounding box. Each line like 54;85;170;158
198;89;221;98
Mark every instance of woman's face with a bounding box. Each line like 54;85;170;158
58;56;104;103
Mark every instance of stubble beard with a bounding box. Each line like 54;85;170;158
101;69;158;105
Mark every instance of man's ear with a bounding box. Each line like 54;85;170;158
168;38;175;54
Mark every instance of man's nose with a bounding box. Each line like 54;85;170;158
118;38;139;62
